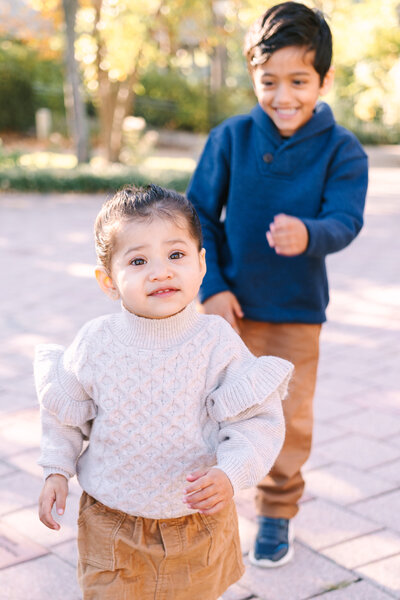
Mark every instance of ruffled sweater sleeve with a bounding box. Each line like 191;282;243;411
34;326;97;479
206;318;293;493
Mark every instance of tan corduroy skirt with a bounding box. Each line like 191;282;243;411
77;492;244;600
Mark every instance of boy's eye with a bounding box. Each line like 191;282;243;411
262;80;274;87
293;79;306;86
131;258;145;266
170;251;184;260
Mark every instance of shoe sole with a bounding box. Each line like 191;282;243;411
248;521;295;569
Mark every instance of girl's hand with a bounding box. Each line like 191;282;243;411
182;468;233;515
202;291;243;334
266;213;309;256
38;474;69;530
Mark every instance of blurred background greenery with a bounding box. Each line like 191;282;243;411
0;0;399;191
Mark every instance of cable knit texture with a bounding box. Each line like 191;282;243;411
35;302;293;519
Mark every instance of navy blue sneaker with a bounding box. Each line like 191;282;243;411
249;516;294;568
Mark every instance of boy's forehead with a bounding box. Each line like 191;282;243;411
256;46;317;73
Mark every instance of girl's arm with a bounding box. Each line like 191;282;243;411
34;338;96;528
205;319;293;494
182;386;288;514
184;318;293;513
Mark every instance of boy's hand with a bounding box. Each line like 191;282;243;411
182;467;234;515
266;214;309;256
202;291;243;334
38;474;69;530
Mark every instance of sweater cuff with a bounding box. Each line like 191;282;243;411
43;467;72;481
302;218;321;257
214;454;264;494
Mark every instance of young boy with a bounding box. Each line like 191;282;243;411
187;1;368;568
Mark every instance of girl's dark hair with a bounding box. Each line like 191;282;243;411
94;184;203;273
244;2;332;84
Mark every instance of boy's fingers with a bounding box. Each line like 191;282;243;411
225;311;240;334
273;213;289;226
232;296;244;318
266;231;275;247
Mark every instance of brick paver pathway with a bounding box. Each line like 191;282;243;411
0;146;399;599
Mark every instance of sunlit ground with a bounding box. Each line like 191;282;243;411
18;152;78;169
14;150;196;174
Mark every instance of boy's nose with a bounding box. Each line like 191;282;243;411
274;83;292;104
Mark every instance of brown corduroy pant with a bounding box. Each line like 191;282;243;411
239;319;321;520
77;492;244;600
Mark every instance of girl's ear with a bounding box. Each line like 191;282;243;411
320;66;335;96
199;248;207;279
95;266;120;300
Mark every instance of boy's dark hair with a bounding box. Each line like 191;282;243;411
95;184;203;273
244;1;332;84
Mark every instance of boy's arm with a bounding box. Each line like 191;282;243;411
187;130;231;301
267;140;368;258
302;143;368;257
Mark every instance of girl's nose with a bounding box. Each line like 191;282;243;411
149;259;173;281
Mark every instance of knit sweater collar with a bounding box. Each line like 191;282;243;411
111;301;202;349
251;101;335;145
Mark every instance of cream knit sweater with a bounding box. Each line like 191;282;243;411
35;302;293;519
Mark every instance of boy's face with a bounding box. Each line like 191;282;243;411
252;45;334;137
96;216;206;319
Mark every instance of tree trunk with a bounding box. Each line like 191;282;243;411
62;0;90;163
107;76;137;163
93;0;146;162
95;53;139;162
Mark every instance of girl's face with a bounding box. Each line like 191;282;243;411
96;215;206;319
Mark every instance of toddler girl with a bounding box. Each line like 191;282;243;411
35;184;293;600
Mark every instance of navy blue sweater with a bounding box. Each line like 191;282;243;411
187;102;368;324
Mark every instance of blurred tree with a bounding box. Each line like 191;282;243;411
62;0;90;162
29;0;90;161
78;0;216;161
1;0;399;150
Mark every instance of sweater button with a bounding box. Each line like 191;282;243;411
263;152;274;163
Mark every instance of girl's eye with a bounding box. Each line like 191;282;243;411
170;251;183;260
131;258;145;266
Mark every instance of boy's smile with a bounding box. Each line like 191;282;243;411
252;45;334;137
96;216;206;319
